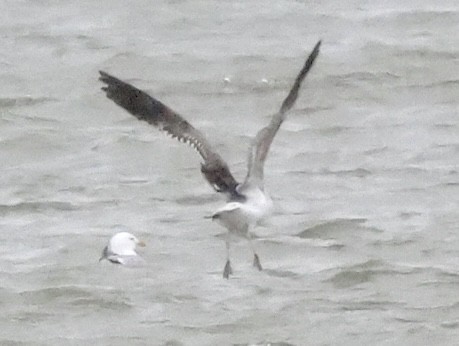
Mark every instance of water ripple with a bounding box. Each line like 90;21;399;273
297;218;382;239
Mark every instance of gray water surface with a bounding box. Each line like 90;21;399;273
1;1;458;345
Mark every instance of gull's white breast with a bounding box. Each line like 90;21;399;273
213;187;273;233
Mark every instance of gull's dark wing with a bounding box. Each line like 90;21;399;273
242;40;321;188
99;246;110;262
99;71;239;195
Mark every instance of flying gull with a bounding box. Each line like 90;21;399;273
99;40;321;278
99;232;146;265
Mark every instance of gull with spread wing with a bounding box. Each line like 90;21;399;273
99;40;321;278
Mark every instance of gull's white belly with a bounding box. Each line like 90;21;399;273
213;188;273;233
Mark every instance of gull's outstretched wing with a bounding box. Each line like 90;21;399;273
99;71;239;195
241;40;321;189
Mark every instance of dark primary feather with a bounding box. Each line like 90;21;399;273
99;71;239;195
99;40;321;195
243;40;321;187
99;246;110;262
279;40;321;115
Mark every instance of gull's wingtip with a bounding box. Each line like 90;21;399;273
99;70;113;83
99;70;107;84
311;40;322;57
303;39;321;70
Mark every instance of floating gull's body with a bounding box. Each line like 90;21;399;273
99;41;321;278
99;232;146;266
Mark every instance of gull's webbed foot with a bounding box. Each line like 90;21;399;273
223;259;233;279
253;253;262;271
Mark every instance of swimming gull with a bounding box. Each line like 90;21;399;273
99;231;146;265
99;40;321;278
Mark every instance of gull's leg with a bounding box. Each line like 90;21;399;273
223;260;232;279
253;253;262;271
248;232;262;271
223;232;233;279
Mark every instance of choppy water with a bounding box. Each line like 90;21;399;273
1;1;458;345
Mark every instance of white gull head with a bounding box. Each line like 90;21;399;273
99;232;146;265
